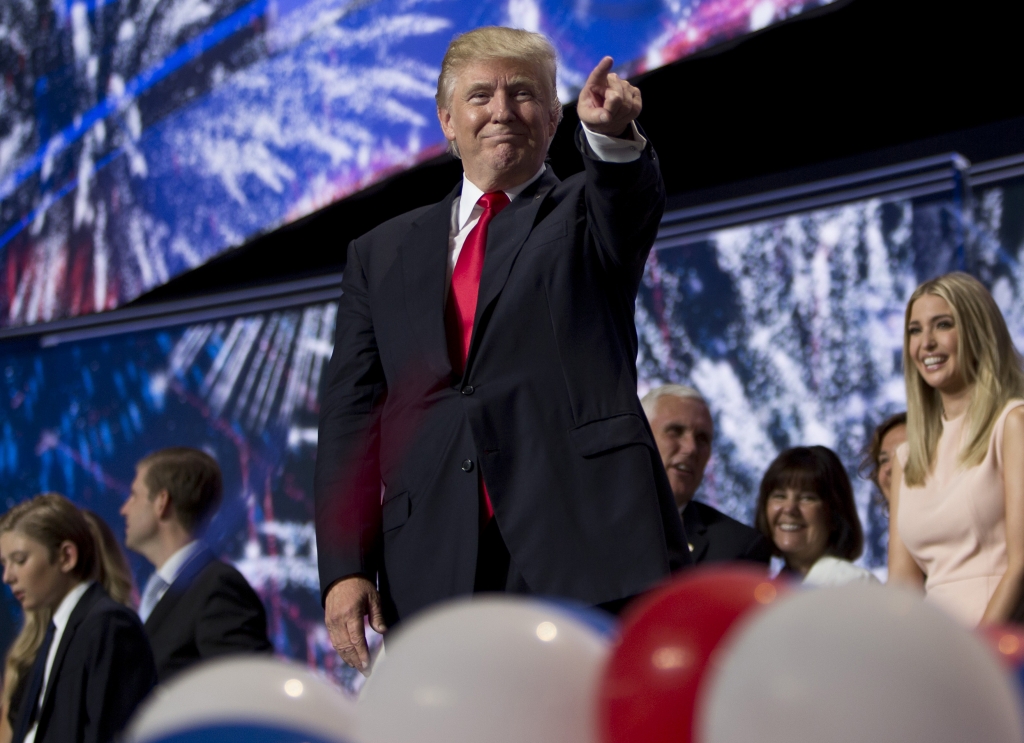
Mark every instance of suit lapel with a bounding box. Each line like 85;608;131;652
468;170;559;365
397;184;461;380
37;582;102;729
144;547;216;635
682;502;710;563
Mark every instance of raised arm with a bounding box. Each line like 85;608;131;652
981;406;1024;623
576;56;665;286
577;56;642;138
887;455;926;589
314;240;388;671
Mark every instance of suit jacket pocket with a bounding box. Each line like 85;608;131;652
524;223;568;251
382;491;411;532
569;413;651;458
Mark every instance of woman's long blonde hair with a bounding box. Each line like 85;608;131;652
903;272;1024;486
82;510;135;606
0;497;134;716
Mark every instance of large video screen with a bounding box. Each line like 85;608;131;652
0;0;838;329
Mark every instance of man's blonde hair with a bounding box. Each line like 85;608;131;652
436;26;563;158
903;272;1024;486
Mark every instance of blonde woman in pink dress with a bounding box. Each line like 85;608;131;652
889;272;1024;627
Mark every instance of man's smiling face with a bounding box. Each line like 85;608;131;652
437;57;559;191
649;395;714;509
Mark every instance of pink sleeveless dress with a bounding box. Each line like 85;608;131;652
896;399;1024;626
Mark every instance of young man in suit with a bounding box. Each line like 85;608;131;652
121;447;272;682
642;385;772;567
315;26;691;673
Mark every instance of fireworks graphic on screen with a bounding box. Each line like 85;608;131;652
0;0;836;329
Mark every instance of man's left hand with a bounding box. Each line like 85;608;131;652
577;56;642;137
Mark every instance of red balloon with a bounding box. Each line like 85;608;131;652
979;624;1024;670
598;565;791;743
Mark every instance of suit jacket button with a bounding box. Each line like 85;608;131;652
461;459;474;472
462;385;475;395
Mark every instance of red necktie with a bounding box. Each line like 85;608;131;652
445;191;510;375
445;191;509;521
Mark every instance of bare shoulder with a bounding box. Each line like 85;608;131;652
1001;405;1024;454
1004;404;1024;433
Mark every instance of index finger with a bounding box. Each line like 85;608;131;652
583;56;614;91
345;614;372;670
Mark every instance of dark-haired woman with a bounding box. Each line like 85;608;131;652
756;446;878;587
0;494;156;743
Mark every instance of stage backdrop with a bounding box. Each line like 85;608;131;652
0;0;841;329
5;154;1021;694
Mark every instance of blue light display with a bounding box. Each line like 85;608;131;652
0;0;837;328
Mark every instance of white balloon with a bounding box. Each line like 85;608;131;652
125;656;357;742
358;595;611;743
699;584;1024;743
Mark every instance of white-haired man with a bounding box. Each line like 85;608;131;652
642;385;771;567
314;26;689;672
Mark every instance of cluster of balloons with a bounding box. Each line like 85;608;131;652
125;566;1024;743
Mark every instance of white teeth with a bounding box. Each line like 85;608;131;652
923;356;945;366
778;524;802;531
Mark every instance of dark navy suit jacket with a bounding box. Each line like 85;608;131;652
144;547;272;682
13;582;156;743
683;499;773;566
314;128;690;623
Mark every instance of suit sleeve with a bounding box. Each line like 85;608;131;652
313;239;387;604
194;570;273;658
743;532;775;566
82;612;157;743
576;123;666;292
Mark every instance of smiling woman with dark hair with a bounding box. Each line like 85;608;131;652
755;446;878;587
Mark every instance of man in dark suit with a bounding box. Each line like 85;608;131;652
121;447;272;681
315;26;690;672
642;385;772;566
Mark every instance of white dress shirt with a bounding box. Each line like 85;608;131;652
803;556;880;587
24;580;93;743
148;539;202;608
446;121;647;295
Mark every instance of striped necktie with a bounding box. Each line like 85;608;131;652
139;572;169;622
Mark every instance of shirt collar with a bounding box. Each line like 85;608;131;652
53;581;92;634
156;540;201;584
457;163;546;232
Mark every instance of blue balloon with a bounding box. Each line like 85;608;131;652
146;723;349;743
538;597;620;640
